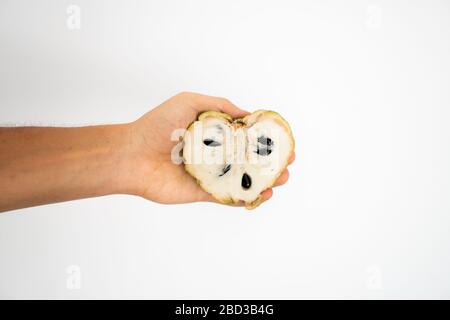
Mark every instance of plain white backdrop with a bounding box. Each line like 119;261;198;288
1;0;450;299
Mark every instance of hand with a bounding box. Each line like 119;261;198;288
128;92;295;206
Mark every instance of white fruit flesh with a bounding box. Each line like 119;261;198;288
183;110;294;209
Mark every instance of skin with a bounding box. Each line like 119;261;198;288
0;92;294;212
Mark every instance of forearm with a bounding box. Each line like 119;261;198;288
0;124;137;212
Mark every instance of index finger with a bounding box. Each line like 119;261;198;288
188;92;250;118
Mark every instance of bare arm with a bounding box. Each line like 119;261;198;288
0;124;136;212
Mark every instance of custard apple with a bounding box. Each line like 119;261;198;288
183;110;294;209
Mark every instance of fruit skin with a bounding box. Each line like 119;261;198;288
184;110;295;209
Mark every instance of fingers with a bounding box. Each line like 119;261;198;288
260;188;273;202
182;92;250;118
274;169;289;187
271;151;295;188
272;153;295;187
288;152;295;165
258;152;294;204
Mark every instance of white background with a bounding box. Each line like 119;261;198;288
1;0;450;299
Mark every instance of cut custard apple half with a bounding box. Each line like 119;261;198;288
183;110;295;209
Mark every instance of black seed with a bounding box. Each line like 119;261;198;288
255;147;272;156
203;139;221;146
219;164;231;177
241;173;252;190
257;136;273;146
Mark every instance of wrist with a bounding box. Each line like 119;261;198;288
104;122;141;196
109;121;155;198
